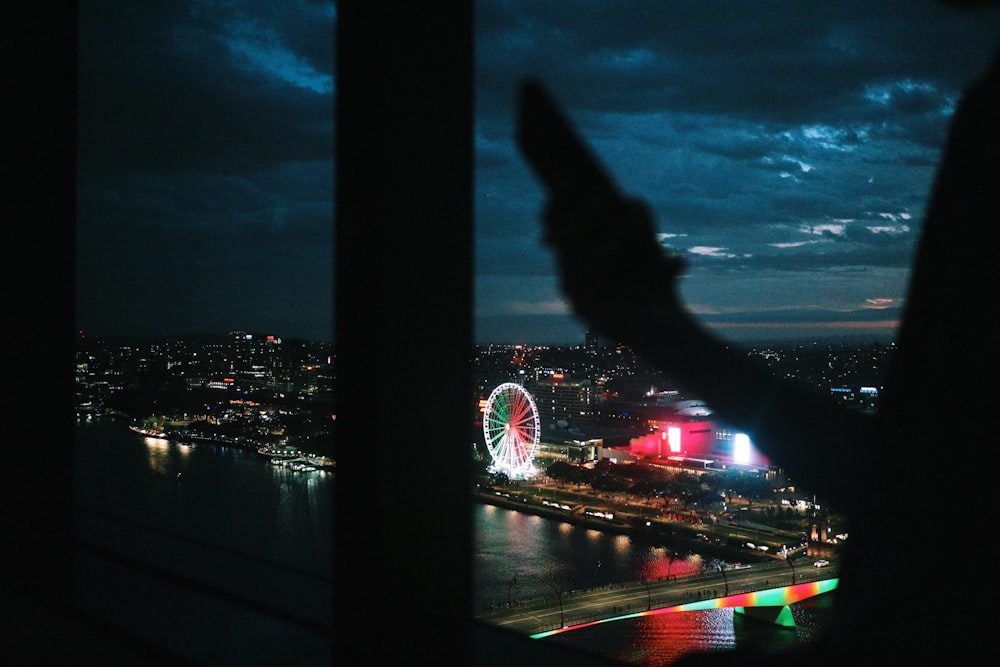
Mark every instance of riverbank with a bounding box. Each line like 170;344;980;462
102;415;335;473
472;485;774;565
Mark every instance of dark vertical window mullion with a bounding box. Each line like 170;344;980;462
334;2;474;662
8;0;78;613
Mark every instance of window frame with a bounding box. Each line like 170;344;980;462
10;2;615;664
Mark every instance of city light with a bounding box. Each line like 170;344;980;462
668;426;681;453
530;579;840;639
734;433;751;464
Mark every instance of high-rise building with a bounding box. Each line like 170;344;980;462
528;374;596;431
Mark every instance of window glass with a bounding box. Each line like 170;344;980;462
74;2;336;663
472;3;1000;664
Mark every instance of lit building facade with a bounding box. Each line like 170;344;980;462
528;374;596;430
627;415;771;469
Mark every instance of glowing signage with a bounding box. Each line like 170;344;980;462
668;426;681;453
734;433;751;464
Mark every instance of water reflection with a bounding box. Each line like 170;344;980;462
143;437;171;476
78;421;333;576
475;503;834;666
476;503;708;610
143;437;191;478
272;466;327;550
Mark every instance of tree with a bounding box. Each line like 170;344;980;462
591;472;628;496
490;470;510;487
668;471;702;510
545;460;576;486
737;474;774;511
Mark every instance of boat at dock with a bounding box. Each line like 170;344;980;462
129;425;168;439
257;445;303;459
267;453;336;473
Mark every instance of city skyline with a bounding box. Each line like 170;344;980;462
76;2;1000;345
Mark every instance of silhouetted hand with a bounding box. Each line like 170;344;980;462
523;79;872;505
542;189;688;352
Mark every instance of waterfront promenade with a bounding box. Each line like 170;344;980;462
472;483;819;565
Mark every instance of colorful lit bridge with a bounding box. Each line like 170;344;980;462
476;557;840;638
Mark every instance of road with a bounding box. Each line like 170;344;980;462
476;556;839;636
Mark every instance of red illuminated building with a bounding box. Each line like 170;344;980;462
625;415;771;470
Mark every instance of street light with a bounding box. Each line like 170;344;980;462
551;585;565;628
507;574;518;606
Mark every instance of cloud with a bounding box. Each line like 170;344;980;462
502;301;571;316
688;246;740;259
77;0;335;176
864;298;900;310
76;0;337;341
76;1;1000;345
452;2;999;347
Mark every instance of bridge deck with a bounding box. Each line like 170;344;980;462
476;558;839;637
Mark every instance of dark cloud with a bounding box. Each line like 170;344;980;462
477;2;999;119
473;2;1000;344
76;1;1000;344
77;0;334;175
77;0;335;341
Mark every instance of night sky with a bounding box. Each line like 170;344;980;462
75;1;1000;345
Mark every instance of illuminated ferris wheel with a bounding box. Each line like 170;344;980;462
483;382;541;479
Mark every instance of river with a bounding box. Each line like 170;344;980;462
473;502;835;665
73;418;834;666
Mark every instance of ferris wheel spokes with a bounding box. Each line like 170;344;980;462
482;382;540;479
